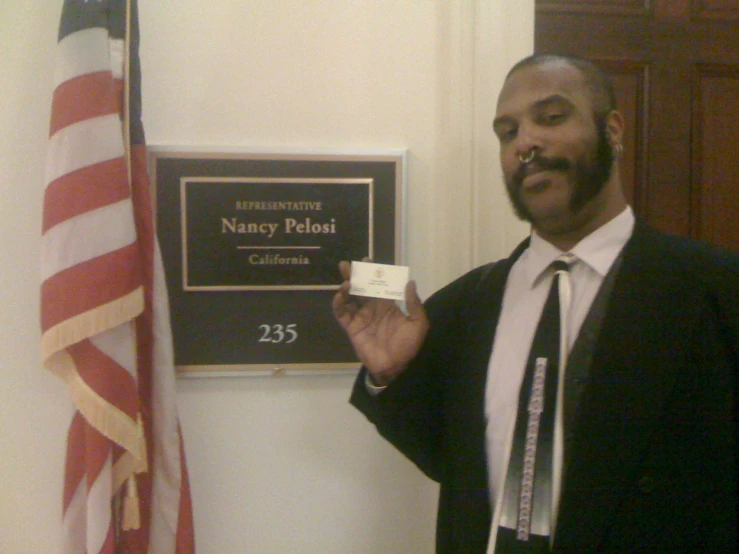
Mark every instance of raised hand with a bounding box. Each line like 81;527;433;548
332;260;429;385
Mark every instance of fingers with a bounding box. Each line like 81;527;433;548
338;260;352;281
332;278;373;317
404;280;426;320
332;280;351;310
332;281;355;327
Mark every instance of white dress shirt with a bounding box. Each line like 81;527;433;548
485;207;635;544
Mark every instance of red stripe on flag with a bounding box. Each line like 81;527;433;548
43;157;130;233
117;144;195;554
176;426;197;552
100;524;116;554
118;146;157;552
68;339;140;419
49;72;123;137
63;413;87;513
63;415;113;527
41;244;141;332
83;415;115;494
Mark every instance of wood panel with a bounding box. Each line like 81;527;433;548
537;0;649;15
691;65;739;250
536;0;739;251
692;0;739;19
597;61;649;211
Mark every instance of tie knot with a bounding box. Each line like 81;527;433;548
550;253;575;273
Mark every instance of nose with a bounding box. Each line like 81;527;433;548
513;121;542;160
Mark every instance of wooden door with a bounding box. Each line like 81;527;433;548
535;0;739;252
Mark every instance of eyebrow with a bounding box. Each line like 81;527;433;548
533;94;575;111
493;93;575;130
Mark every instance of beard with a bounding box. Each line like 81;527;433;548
505;117;615;223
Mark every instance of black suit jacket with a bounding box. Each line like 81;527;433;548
351;223;738;553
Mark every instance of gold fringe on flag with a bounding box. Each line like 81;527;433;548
122;473;141;530
41;287;144;361
119;417;147;530
44;348;148;464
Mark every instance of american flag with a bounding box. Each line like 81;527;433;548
41;0;195;552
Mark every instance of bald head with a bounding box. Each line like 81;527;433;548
505;54;617;120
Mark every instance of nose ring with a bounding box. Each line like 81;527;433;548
518;150;535;164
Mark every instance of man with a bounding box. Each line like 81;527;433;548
332;54;738;553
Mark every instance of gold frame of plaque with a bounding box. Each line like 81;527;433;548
148;148;406;377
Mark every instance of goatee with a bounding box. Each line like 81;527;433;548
505;117;615;223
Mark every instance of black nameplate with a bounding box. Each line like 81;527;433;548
150;150;404;374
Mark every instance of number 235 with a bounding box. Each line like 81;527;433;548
258;324;298;344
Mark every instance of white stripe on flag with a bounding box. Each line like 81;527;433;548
55;27;111;87
62;475;87;554
46;114;125;186
89;321;138;379
149;244;182;553
86;454;113;554
109;38;125;80
41;199;137;280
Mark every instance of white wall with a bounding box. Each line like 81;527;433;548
0;1;533;552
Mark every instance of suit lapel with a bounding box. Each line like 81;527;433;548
447;248;523;483
441;240;529;531
459;238;531;431
554;224;697;550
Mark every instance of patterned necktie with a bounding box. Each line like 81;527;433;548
493;255;573;553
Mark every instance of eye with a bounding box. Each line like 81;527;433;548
539;112;566;125
496;126;517;143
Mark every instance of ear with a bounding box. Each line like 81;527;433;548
604;109;625;147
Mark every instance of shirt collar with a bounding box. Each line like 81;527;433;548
523;206;635;288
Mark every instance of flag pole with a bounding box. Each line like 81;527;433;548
123;0;132;186
120;0;143;532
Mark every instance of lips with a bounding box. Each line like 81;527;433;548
521;173;553;193
521;163;545;179
512;156;571;191
514;163;552;193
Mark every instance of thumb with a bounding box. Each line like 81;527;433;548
404;280;425;319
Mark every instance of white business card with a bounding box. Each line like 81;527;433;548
349;261;409;301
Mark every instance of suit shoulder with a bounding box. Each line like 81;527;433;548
631;230;739;346
423;260;509;317
675;236;736;277
636;227;739;288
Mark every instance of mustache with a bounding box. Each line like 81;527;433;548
512;155;571;187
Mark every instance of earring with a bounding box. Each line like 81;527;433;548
614;143;624;156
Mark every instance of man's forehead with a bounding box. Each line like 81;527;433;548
496;61;587;113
